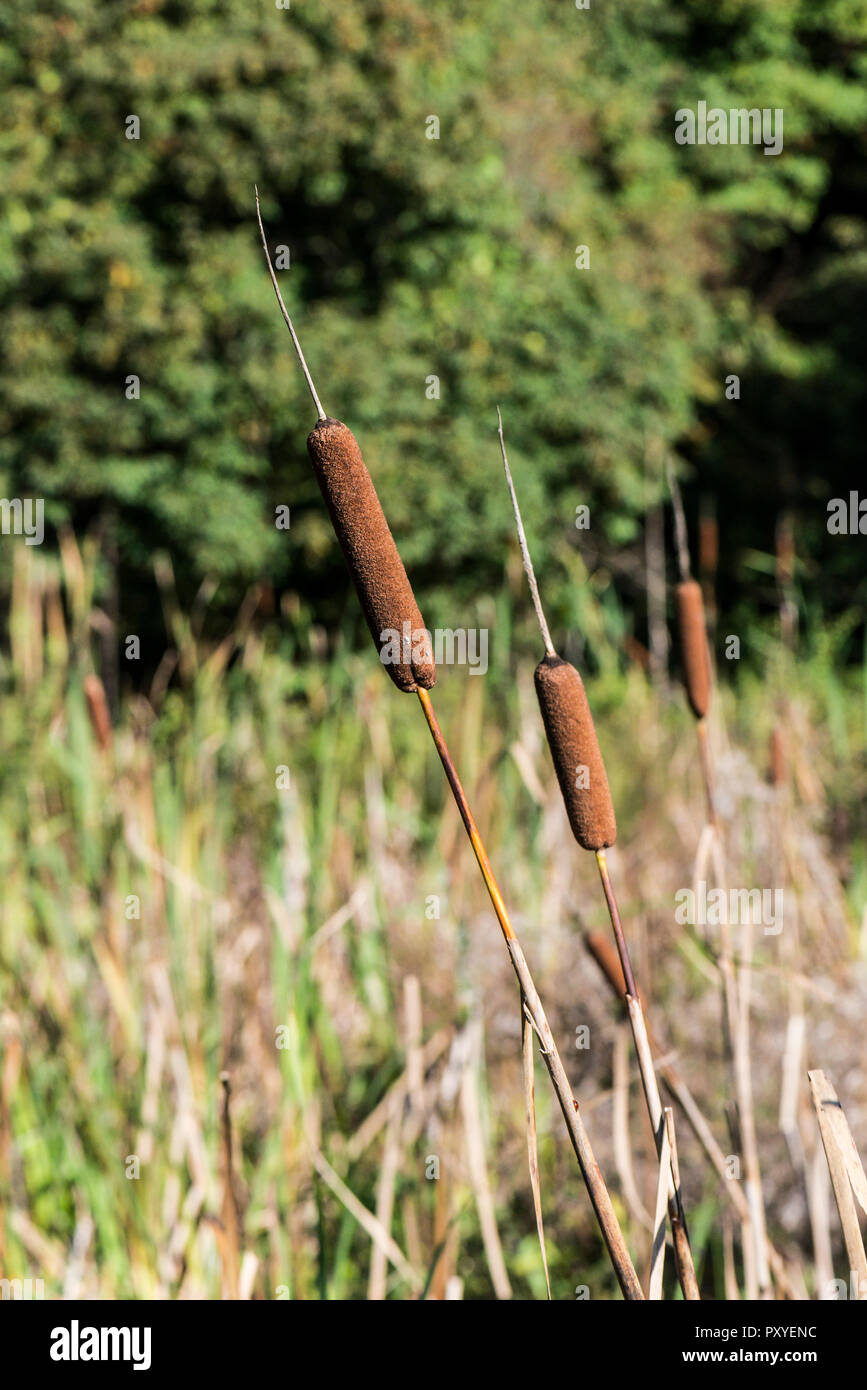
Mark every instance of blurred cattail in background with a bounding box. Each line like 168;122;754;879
676;580;712;721
499;411;699;1300
83;673;113;754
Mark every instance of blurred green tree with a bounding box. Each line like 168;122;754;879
1;0;865;666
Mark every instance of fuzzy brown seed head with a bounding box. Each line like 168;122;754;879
534;655;616;851
676;580;711;719
768;725;786;788
306;419;436;693
83;673;112;753
584;930;627;1000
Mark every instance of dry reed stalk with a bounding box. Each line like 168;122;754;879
722;1213;740;1301
239;1251;259;1301
257;194;643;1299
367;1105;403;1300
346;1027;452;1161
769;725;787;789
461;1018;513;1299
585;930;804;1298
521;994;552;1297
649;1109;673;1299
612;1021;654;1235
311;1147;423;1292
808;1070;867;1296
807;1134;834;1296
500;412;698;1300
430;1150;456;1301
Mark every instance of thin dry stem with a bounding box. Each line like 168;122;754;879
497;408;556;658
808;1069;867;1295
311;1147;422;1291
522;994;552;1298
461;1017;513;1300
666;457;692;583
254;186;326;421
585;928;801;1297
649;1109;673;1300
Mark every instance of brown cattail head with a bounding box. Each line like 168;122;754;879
306;418;436;693
533;655;616;851
676;579;711;719
768;725;786;788
583;929;647;1009
698;510;718;582
83;673;112;752
584;930;627;1001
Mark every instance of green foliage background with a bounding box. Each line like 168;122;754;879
2;0;866;659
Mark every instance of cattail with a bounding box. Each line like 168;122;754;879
768;725;786;788
254;192;434;695
676;579;711;719
534;655;617;851
83;673;112;752
698;510;718;583
584;929;628;1001
495;410;616;852
307;418;436;693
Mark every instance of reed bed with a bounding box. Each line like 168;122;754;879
0;531;864;1299
0;210;864;1299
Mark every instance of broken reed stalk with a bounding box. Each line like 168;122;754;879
500;412;698;1300
666;465;771;1298
257;193;643;1300
808;1070;867;1297
585;930;803;1299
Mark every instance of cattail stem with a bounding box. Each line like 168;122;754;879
595;850;638;1000
696;718;718;828
497;409;556;659
416;687;644;1300
666;458;692;584
255;186;326;421
596;853;701;1301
